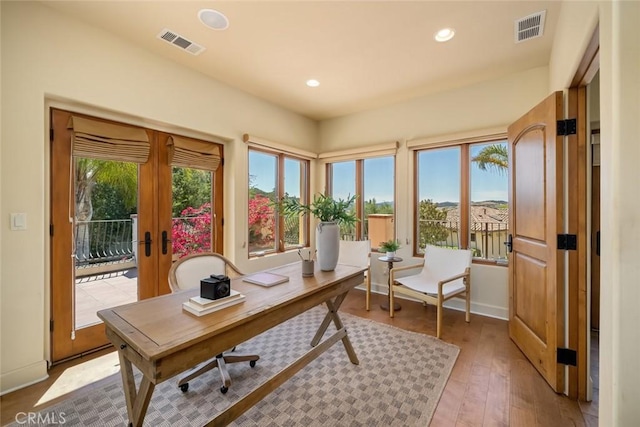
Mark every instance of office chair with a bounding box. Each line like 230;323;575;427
168;252;259;393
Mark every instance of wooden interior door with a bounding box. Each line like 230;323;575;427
507;92;565;392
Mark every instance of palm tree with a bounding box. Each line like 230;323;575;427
75;158;137;261
471;143;508;174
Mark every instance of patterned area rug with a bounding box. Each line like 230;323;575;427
24;309;459;426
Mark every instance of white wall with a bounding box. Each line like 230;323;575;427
596;2;640;425
318;67;549;320
0;1;316;393
550;1;640;424
320;66;549;150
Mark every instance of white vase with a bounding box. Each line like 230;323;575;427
386;251;395;259
316;222;339;271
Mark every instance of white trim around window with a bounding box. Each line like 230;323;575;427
407;126;507;151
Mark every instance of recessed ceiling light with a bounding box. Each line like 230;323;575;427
198;9;229;30
434;28;455;42
306;79;320;88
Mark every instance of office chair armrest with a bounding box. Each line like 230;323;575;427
389;262;425;284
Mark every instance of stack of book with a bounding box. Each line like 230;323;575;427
182;289;245;316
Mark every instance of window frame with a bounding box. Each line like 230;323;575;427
325;155;396;247
248;146;310;257
412;136;508;266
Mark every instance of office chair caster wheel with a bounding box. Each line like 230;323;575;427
220;386;229;394
250;360;257;368
179;383;189;392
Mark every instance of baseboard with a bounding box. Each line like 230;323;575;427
441;298;508;320
0;360;48;396
356;283;508;320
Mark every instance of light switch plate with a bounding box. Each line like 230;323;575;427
10;213;27;230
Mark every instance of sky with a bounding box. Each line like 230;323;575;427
249;142;508;205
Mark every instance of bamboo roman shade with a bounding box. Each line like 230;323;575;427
67;116;150;163
243;134;317;160
318;141;398;163
167;135;221;171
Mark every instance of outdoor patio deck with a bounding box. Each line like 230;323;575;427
75;268;137;328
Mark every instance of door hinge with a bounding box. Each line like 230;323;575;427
50;224;54;236
50;320;54;332
557;119;577;136
49;128;54;141
557;234;577;250
557;347;577;366
221;158;225;166
221;218;224;226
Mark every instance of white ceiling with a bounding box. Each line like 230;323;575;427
41;1;561;121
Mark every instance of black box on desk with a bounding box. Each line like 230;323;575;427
200;274;231;300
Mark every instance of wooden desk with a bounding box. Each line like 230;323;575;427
97;262;365;427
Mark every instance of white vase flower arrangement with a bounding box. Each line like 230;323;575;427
278;193;358;271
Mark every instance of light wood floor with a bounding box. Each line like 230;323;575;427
1;289;598;426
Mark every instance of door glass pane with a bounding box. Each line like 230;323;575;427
283;158;307;248
416;147;460;253
74;158;138;329
470;141;508;260
248;151;277;255
364;157;394;248
329;161;356;239
171;167;213;259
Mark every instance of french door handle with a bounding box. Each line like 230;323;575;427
162;231;171;255
144;231;152;257
504;234;513;253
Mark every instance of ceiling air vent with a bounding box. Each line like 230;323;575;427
157;28;205;55
514;10;546;43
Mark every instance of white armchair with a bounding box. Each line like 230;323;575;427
338;240;372;310
389;245;472;338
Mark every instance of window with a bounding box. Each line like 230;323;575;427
327;156;395;247
248;148;309;256
469;141;508;261
414;139;508;263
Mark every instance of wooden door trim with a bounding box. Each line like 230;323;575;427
566;86;588;399
572;24;600;88
568;24;599;401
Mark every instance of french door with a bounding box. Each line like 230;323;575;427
50;108;224;362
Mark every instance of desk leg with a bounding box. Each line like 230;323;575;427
118;349;155;427
310;292;359;365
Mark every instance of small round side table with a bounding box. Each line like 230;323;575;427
378;256;402;311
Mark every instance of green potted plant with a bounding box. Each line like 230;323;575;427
379;239;400;258
279;193;358;271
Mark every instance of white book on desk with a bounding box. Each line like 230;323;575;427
189;289;243;308
242;272;289;287
183;291;245;316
